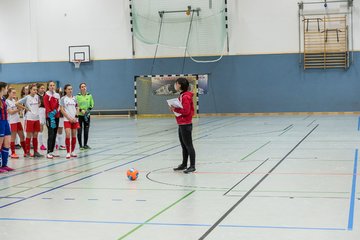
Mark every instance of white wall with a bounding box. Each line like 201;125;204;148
0;0;133;63
228;0;360;55
0;0;33;62
0;0;359;63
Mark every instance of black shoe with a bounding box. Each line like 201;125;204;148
15;144;21;149
33;152;44;158
84;145;91;149
184;166;196;174
173;164;187;171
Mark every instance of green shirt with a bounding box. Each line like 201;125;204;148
76;92;94;116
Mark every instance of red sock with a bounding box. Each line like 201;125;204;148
21;141;26;154
32;138;38;153
65;138;70;153
25;138;31;154
10;142;15;154
71;137;76;152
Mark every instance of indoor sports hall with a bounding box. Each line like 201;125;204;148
0;1;359;240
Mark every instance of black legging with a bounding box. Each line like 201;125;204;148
46;117;59;154
178;124;196;167
77;116;90;147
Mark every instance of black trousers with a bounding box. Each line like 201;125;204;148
178;124;196;167
46;117;59;153
77;115;90;147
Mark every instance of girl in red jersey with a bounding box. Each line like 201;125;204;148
6;88;26;158
43;81;60;159
0;82;13;173
16;84;43;158
170;78;196;174
60;84;79;159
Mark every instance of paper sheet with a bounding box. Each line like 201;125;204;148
167;98;182;117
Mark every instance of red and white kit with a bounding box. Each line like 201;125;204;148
18;95;40;132
6;99;23;132
60;95;79;129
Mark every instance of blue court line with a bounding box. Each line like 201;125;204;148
0;217;346;231
347;148;358;230
0;148;110;181
0;196;25;199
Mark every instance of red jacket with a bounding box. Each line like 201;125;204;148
173;91;194;125
43;91;60;118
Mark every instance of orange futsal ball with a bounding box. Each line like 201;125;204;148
127;168;139;181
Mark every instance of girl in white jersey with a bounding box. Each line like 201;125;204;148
60;84;79;159
6;88;26;158
37;83;47;151
16;84;43;158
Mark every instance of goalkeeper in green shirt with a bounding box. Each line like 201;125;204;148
76;83;94;150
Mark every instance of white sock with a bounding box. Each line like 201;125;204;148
57;133;64;146
38;132;43;146
61;133;65;146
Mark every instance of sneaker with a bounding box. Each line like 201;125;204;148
80;146;85;150
11;153;19;159
52;152;60;157
40;145;47;151
24;153;30;158
59;145;66;150
0;168;8;173
66;153;71;159
1;166;14;171
70;152;77;158
46;153;54;159
84;145;91;150
184;166;196;174
15;144;21;149
33;152;44;158
173;164;187;171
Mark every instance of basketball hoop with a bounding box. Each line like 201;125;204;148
73;60;82;69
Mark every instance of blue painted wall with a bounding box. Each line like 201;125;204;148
0;52;359;113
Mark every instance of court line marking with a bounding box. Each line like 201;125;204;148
0;217;346;231
198;124;319;240
117;190;195;240
224;158;270;196
0;148;112;181
278;124;293;136
347;148;358;230
307;120;316;127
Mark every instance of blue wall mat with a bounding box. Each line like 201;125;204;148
0;52;359;113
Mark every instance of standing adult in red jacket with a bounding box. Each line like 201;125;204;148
170;78;196;173
43;81;61;159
